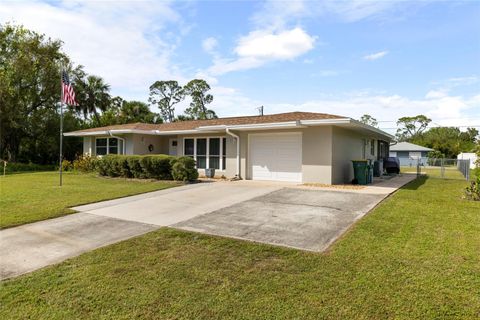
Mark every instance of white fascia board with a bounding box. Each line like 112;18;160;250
63;129;158;137
63;131;109;137
348;119;395;140
153;129;220;135
196;125;227;131
300;118;351;125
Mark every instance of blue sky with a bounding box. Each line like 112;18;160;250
1;0;479;133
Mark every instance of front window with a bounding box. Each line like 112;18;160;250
196;138;207;169
184;137;226;170
209;138;220;169
96;138;107;155
96;137;123;155
222;138;226;170
370;139;375;156
184;139;194;157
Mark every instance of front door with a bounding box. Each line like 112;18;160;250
169;139;178;156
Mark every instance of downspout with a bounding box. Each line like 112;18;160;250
226;128;241;179
107;131;126;155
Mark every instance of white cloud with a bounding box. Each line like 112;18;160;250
202;37;218;54
363;50;389;60
207;27;315;75
235;28;315;60
0;1;188;101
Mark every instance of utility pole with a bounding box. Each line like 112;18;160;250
257;105;264;116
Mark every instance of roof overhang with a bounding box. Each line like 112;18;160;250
64;118;394;141
63;129;155;137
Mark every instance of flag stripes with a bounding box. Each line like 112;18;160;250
61;71;79;106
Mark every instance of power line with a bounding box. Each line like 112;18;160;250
380;125;480;130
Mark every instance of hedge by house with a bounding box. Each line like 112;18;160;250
95;155;198;182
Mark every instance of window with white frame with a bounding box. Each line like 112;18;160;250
95;137;123;155
370;139;375;156
184;137;226;170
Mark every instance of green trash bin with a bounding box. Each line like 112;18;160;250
352;160;368;185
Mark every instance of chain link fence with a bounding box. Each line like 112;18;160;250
401;158;472;181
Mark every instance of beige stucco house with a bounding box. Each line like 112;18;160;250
64;112;393;184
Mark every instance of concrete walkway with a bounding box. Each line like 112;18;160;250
0;213;156;280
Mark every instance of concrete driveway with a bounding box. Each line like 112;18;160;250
173;188;384;251
1;182;280;280
174;175;417;252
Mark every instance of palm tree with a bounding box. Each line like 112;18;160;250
75;75;111;123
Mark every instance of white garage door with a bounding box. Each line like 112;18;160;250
249;133;302;182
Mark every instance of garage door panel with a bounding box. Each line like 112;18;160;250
250;133;302;182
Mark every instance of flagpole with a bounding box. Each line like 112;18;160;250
59;68;64;187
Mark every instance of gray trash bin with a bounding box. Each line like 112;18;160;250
205;168;215;178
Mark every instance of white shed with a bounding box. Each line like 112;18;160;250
457;153;478;169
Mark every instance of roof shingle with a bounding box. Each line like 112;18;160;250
66;111;345;134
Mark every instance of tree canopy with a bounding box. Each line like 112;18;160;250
183;79;217;120
99;99;162;126
0;23;80;163
411;126;478;158
359;114;378;128
0;23;167;164
148;80;184;122
396;115;432;141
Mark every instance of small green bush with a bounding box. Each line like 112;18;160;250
171;157;198;182
140;155;172;180
73;155;98;172
61;160;73;171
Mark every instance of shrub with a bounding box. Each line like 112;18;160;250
73;155;98;172
126;156;144;179
171;156;198;182
140;155;172;180
95;155;197;181
464;175;480;201
101;155;128;177
61;160;73;171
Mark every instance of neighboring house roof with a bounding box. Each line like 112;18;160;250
64;111;394;140
389;142;433;152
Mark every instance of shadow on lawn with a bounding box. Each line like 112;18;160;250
400;175;427;190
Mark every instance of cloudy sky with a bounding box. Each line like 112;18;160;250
1;0;479;133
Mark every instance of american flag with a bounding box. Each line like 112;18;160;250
61;71;78;106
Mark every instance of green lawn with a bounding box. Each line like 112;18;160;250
0;172;180;229
1;177;479;319
401;166;468;179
